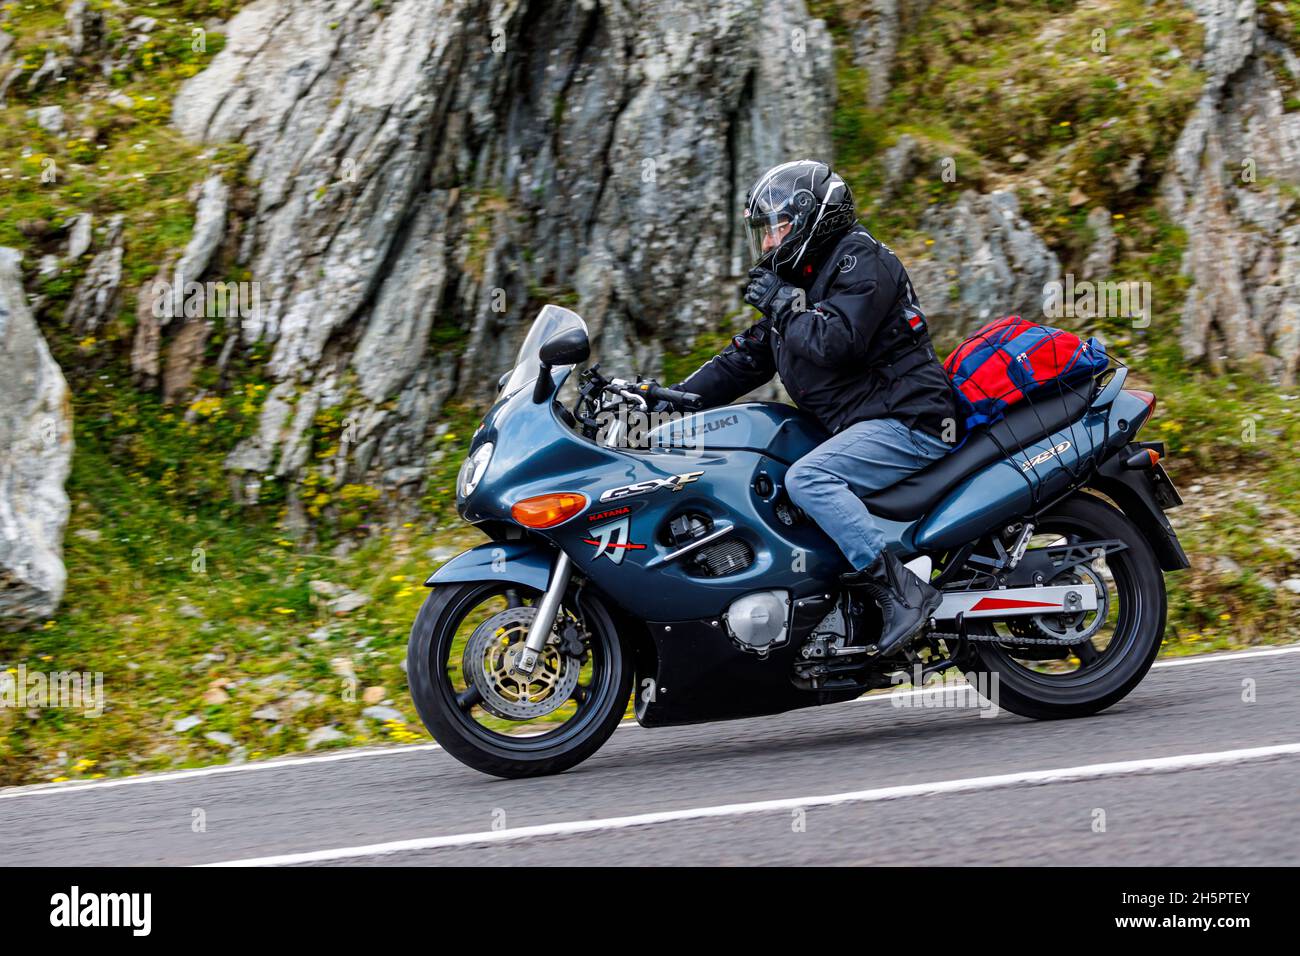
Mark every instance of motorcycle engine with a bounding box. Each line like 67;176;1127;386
724;590;790;656
666;513;754;578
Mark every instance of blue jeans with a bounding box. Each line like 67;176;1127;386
786;418;951;571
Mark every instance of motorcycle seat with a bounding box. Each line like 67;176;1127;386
859;388;1094;521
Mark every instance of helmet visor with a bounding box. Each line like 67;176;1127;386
745;211;793;268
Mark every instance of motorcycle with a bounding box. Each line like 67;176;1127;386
407;305;1189;778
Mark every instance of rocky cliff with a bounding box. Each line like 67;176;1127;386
1162;0;1300;383
0;249;73;628
167;0;833;502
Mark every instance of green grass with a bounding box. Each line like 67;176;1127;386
0;0;480;786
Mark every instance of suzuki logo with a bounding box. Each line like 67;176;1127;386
1020;441;1071;471
702;415;738;433
582;517;645;565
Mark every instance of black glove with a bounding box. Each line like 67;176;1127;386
743;267;802;331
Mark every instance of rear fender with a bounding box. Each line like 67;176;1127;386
1088;453;1190;572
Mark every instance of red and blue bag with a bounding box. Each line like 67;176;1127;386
943;315;1108;432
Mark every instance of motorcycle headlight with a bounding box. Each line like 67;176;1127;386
457;442;494;499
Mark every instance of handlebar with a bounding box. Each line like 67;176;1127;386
632;381;703;410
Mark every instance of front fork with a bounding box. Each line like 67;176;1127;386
513;551;572;675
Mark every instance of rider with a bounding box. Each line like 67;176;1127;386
667;160;959;655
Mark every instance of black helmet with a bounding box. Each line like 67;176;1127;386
744;160;855;280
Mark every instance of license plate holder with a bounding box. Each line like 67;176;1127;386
1151;463;1183;509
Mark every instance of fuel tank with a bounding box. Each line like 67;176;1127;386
645;401;829;464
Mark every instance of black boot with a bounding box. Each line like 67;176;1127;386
841;551;941;655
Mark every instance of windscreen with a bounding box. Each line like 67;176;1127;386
499;305;589;396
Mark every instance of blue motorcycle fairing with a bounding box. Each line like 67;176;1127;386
452;361;1152;624
423;538;555;592
459;376;922;620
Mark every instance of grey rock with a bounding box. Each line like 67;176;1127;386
305;725;346;749
251;705;282;720
26;51;63;92
33;105;64;134
170;175;228;306
1213;555;1242;577
1080;207;1116;280
327;589;369;615
203;731;236;747
65;213;93;261
851;1;932;108
382;466;424;488
0;249;74;628
1282;578;1300;596
173;715;203;732
65;215;124;335
908;191;1062;334
0;64;22;108
362;705;404;722
64;0;105;57
880;134;921;200
1162;1;1300;383
173;0;833;505
135;175;229;399
285;689;317;713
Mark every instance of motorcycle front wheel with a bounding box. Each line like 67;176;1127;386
407;580;633;778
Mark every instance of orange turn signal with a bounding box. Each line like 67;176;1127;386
511;492;588;529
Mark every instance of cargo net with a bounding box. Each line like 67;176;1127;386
943;316;1122;513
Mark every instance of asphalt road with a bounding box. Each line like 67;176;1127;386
2;645;1298;866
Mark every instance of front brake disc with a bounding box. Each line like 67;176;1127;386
463;606;580;720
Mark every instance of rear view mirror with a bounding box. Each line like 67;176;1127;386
538;326;590;367
532;327;590;404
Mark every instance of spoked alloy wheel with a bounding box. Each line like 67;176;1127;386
961;493;1167;719
407;581;633;778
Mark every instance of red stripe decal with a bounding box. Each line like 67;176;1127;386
970;597;1063;612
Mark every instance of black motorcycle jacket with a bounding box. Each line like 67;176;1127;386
675;224;959;439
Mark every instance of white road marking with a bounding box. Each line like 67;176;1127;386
1151;645;1300;668
0;743;443;799
849;641;1300;703
3;642;1296;800
201;742;1300;866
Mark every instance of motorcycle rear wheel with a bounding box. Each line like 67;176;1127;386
960;492;1167;719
